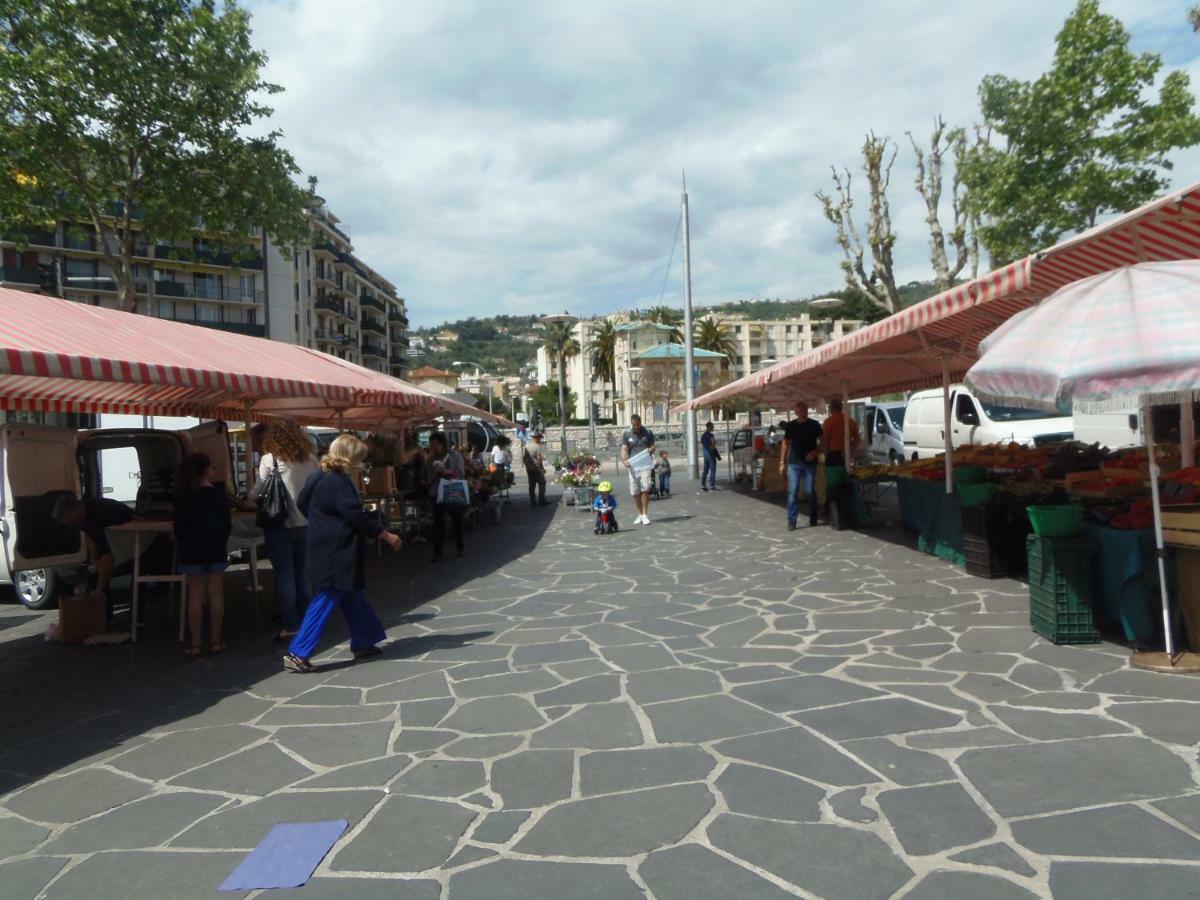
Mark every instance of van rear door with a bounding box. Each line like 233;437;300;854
181;421;234;491
1;423;87;573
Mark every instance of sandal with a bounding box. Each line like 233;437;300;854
185;645;203;657
283;653;317;673
273;630;299;644
209;642;227;654
353;646;382;660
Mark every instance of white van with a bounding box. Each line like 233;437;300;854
903;386;1074;460
0;420;232;609
863;402;906;463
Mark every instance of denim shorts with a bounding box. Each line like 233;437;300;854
179;562;229;576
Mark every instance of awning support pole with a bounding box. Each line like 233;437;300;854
941;358;953;495
337;409;345;432
242;401;255;496
841;379;852;474
1182;393;1195;470
1144;397;1177;659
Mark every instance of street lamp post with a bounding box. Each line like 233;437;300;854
628;366;643;424
540;312;579;454
452;361;495;414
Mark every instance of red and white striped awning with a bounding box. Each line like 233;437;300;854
0;289;438;423
678;182;1200;411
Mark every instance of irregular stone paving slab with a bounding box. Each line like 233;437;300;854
716;763;825;822
170;741;313;796
907;726;1025;750
1048;860;1200;900
530;702;643;749
959;736;1197;818
288;877;441;899
445;845;497;867
286;685;364;706
41;850;243;900
935;652;1019;674
532;674;621;707
1008;663;1067;691
4;767;152;823
708;813;913;900
1154;794;1200;833
448;859;645;900
299;755;412;789
364;671;452;703
172;789;382;849
716;727;879;787
109;724;265;780
579;746;717;796
644;695;789;743
512;641;594;666
792;697;961;740
950;842;1037;878
626;668;723;704
390;759;486;798
473;810;531;844
332;795;476;873
1108;701;1200;746
843;737;957;785
904;870;1040;900
0;856;65;898
391;729;457;753
0;815;47;860
1011;804;1200;859
516;784;714;857
732;674;884;713
165;692;276;730
877;782;996;855
443;734;523;759
576;623;658;646
840;664;959;684
990;706;1133;741
640;843;800;900
399;698;454;728
1087;669;1200;701
830;786;877;823
956;627;1038;653
439;695;545;734
1009;690;1100;710
491;750;574;808
597;644;678;672
721;664;798;683
46;792;227;853
273;722;394;767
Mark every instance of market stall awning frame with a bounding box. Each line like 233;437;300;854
676;182;1200;412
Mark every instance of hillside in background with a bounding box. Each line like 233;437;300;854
408;282;942;374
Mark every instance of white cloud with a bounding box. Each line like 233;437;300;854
245;0;1200;326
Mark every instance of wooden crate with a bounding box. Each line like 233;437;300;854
1176;550;1200;652
1163;505;1200;549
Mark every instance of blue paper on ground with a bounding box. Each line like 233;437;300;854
219;819;348;891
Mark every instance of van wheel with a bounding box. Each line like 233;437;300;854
15;568;58;610
911;451;919;461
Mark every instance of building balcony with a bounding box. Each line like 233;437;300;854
4;228;57;247
162;317;265;337
154;281;262;303
153;245;262;270
387;310;409;325
360;293;386;313
389;354;410;365
360;315;386;336
314;295;349;318
0;266;42;287
362;343;387;359
313;240;338;258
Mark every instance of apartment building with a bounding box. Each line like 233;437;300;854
721;316;864;379
0;198;410;379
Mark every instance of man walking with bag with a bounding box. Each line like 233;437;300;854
524;432;549;507
620;414;656;525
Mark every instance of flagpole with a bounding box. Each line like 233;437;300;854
682;173;698;480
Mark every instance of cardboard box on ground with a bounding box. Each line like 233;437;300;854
59;592;107;644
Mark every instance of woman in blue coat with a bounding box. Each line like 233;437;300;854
283;434;401;673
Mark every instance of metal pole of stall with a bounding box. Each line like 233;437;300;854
242;401;256;496
1182;393;1195;470
1143;396;1177;658
841;379;852;474
726;418;732;481
941;358;953;495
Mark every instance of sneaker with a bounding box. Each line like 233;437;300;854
642;515;650;525
283;653;317;673
788;521;797;531
701;486;709;492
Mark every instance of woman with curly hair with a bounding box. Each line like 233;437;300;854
250;418;319;643
284;434;401;673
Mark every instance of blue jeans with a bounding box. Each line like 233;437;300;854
787;462;818;525
659;474;671;494
264;525;310;631
702;450;718;488
289;588;386;659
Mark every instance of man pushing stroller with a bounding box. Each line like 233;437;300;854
592;481;619;534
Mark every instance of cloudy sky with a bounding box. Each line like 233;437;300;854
246;0;1200;327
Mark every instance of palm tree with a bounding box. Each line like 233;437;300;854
646;305;683;343
694;317;737;369
588;319;617;406
542;322;579;424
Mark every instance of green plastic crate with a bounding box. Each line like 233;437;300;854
1026;535;1099;644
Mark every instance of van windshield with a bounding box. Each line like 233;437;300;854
887;408;905;429
979;401;1057;422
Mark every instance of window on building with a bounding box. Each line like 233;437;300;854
195;303;218;322
239;275;255;302
194;273;222;301
64;257;96;278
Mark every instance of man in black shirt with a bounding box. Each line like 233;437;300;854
778;402;822;529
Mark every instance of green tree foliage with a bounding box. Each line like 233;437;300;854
644;305;683;342
526;381;576;427
0;0;313;311
963;0;1200;264
693;317;737;368
541;322;579;423
588;319;617;387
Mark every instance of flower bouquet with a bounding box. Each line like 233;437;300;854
556;454;601;505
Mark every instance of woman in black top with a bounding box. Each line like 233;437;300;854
174;453;232;656
284;434;401;673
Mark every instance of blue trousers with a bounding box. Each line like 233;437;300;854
659;474;671;494
787;462;818;525
264;525;310;630
702;450;717;488
289;588;386;659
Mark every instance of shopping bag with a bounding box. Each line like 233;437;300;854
437;479;470;506
629;449;654;472
256;459;292;528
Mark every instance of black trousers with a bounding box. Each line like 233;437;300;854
432;503;465;557
527;468;546;505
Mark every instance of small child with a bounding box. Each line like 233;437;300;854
657;451;672;496
174;452;232;657
592;481;618;534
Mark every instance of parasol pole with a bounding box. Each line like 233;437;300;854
1143;396;1177;659
1182;393;1195;470
842;380;852;474
243;400;255;496
941;358;953;495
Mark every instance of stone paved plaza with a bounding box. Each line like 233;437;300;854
1;477;1199;899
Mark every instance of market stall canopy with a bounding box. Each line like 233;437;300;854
0;289;438;422
676;182;1200;411
965;261;1200;414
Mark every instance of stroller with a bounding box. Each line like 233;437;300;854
592;482;619;535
